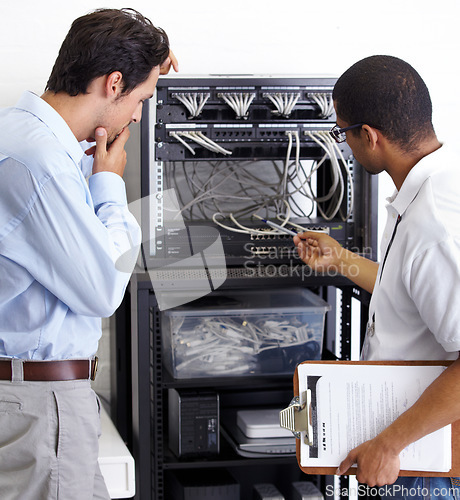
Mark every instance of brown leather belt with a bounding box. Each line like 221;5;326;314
0;357;98;381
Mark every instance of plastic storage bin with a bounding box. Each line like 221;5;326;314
161;288;330;379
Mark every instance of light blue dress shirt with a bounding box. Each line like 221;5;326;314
0;92;141;360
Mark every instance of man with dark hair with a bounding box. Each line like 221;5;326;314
295;55;460;496
0;8;177;499
45;8;171;97
332;55;435;152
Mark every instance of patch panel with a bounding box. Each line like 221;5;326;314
153;76;338;162
155;124;346;161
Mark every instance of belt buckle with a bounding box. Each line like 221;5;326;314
91;356;98;381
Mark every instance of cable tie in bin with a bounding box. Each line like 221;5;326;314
161;288;330;379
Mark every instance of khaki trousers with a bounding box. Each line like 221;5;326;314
0;378;110;500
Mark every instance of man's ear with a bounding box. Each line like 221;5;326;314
105;71;124;98
362;124;380;150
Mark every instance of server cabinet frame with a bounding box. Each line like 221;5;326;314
115;75;379;499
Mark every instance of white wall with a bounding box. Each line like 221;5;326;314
1;0;459;129
2;0;459;210
1;0;459;399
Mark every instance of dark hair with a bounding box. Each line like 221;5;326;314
332;55;435;152
46;8;170;96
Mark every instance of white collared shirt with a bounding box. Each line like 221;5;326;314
363;144;460;361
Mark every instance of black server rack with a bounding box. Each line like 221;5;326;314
116;76;378;500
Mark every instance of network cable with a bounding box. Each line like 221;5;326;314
308;92;335;118
172;92;210;118
218;92;256;119
169;130;232;156
264;92;301;117
164;128;354;229
305;130;354;220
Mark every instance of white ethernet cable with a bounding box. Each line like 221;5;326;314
190;131;232;155
172;92;210;118
308;92;335;118
282;130;300;200
212;213;254;234
169;130;232;155
176;161;272;219
169;131;196;155
212;200;293;236
282;130;294;197
305;130;343;220
314;129;354;221
322;130;354;220
282;130;311;217
280;129;343;221
212;212;285;236
264;92;301;117
194;94;210;116
275;215;331;235
218;92;256;119
178;165;249;217
281;130;339;220
304;130;355;220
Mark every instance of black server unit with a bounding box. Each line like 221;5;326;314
119;76;378;500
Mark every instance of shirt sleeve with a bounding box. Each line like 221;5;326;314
0;160;141;318
89;171;142;269
407;238;460;353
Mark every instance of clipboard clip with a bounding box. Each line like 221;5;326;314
279;390;313;446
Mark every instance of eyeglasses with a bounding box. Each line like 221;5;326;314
329;123;365;143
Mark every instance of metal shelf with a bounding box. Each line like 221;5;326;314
161;368;293;390
115;278;373;499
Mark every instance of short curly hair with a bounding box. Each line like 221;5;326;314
333;55;435;153
46;8;170;96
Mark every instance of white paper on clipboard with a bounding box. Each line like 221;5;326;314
296;363;451;472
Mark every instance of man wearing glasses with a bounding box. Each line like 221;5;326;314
295;55;460;497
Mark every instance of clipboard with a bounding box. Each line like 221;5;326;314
280;360;460;477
